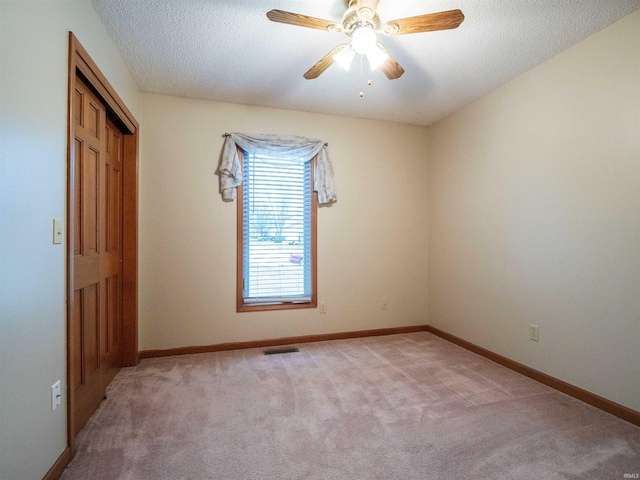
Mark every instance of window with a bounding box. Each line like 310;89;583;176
237;149;317;311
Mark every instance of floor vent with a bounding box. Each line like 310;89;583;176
263;347;299;355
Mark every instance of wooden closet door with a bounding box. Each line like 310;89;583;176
101;115;124;387
71;76;123;437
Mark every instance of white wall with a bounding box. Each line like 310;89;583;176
139;94;429;350
427;11;640;411
0;1;141;478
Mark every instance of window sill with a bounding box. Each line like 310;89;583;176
237;301;317;313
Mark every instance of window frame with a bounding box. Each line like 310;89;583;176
236;147;318;312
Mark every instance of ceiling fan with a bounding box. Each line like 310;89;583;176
266;0;464;80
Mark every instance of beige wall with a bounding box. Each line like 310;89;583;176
0;1;141;478
139;94;429;350
427;11;640;411
1;2;637;477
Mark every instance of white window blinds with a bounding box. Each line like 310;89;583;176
241;153;313;304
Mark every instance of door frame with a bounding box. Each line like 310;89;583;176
66;32;139;453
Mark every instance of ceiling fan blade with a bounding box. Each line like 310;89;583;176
383;9;464;36
377;44;404;80
303;44;348;79
267;9;340;31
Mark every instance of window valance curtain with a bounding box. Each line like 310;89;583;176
219;133;337;205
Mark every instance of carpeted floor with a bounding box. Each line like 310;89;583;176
61;332;640;479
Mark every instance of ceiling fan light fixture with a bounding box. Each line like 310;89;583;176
333;45;355;71
366;44;389;71
351;25;377;55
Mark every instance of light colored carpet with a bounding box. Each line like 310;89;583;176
61;332;640;479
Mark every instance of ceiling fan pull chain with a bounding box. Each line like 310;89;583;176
359;55;364;97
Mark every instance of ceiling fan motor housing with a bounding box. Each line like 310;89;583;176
343;0;381;35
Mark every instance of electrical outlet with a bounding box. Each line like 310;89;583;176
381;298;389;310
529;324;540;342
319;302;327;314
51;380;61;411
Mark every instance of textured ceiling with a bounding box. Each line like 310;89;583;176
91;0;639;127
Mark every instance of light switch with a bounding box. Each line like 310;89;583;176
53;219;63;244
51;380;61;411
